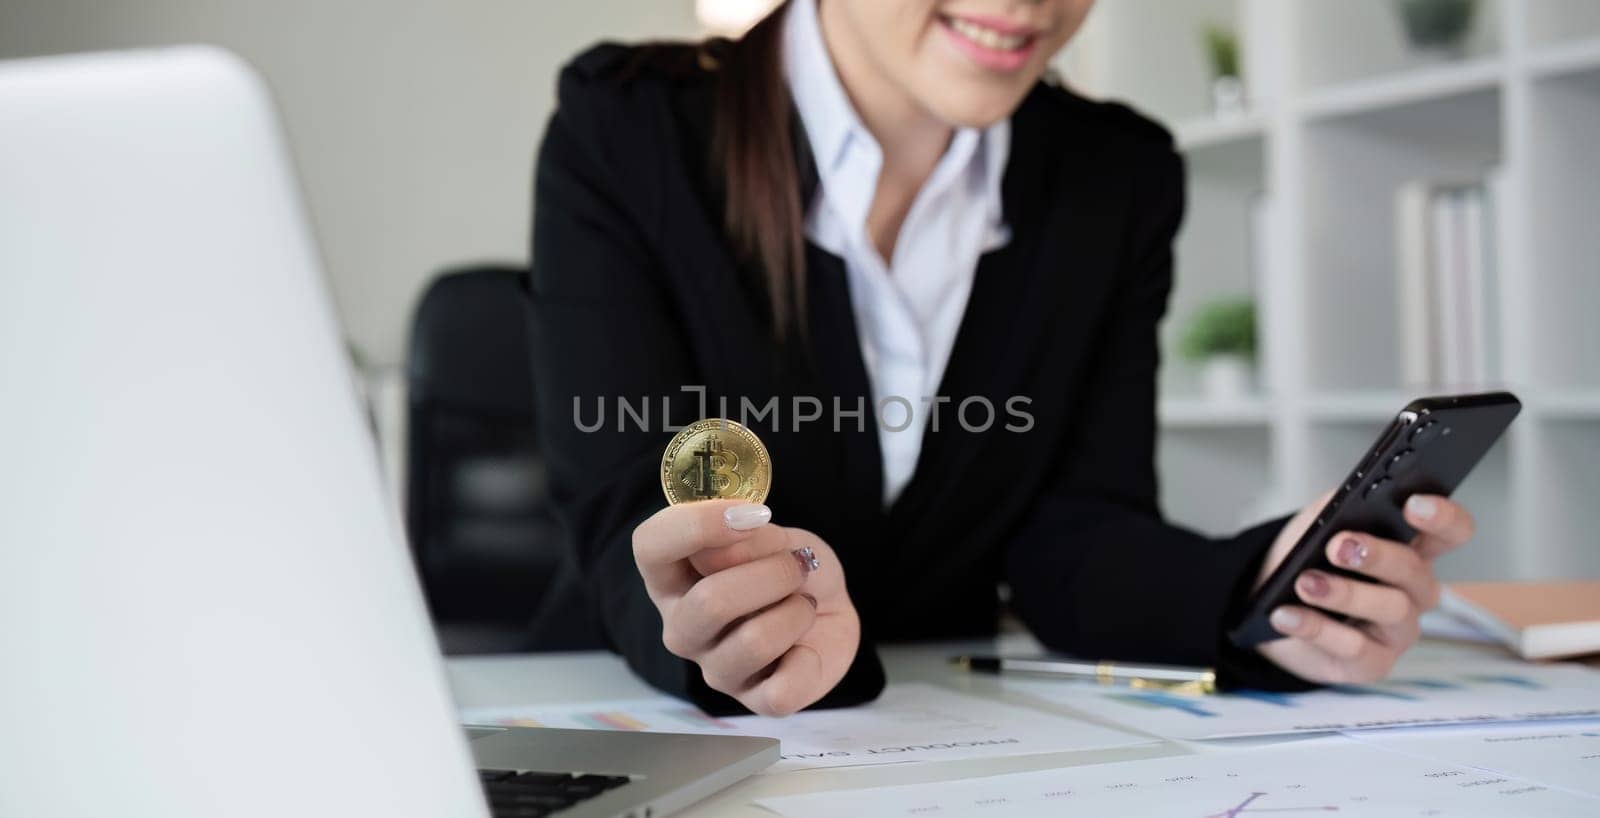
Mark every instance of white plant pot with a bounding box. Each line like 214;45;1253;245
1201;355;1254;401
1211;75;1246;118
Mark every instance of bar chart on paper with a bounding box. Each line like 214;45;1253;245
1004;658;1600;739
755;736;1600;817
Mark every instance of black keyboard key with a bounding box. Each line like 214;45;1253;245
494;793;573;807
490;783;562;798
478;768;632;818
571;773;631;790
511;771;578;786
563;775;629;797
501;784;571;797
493;809;554;818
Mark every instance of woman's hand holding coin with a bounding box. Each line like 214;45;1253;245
631;420;860;716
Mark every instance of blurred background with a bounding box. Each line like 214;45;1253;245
4;0;1594;641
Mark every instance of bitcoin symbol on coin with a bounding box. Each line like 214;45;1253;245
661;418;771;505
682;435;742;498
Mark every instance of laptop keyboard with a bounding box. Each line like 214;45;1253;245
478;769;633;817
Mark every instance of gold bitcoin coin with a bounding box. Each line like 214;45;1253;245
660;418;772;505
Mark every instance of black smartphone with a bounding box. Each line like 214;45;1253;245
1228;391;1522;648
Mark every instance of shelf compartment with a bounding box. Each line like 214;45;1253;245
1289;0;1503;93
1175;113;1268;153
1526;36;1600;79
1159;426;1279;537
1305;391;1414;422
1524;1;1600;49
1299;85;1502;392
1525;419;1600;579
1532;390;1600;420
1164;133;1268;401
1060;0;1250;125
1298;57;1503;121
1159;396;1275;428
1521;65;1600;389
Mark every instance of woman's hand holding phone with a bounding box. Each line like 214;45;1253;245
631;500;860;717
1252;489;1475;685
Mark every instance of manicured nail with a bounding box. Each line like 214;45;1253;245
792;546;819;575
1271;607;1302;632
1407;495;1438;521
1298;572;1330;599
800;593;818;609
1335;537;1369;569
723;503;771;531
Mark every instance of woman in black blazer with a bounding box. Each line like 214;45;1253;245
524;0;1475;716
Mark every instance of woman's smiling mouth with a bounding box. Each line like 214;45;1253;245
939;13;1041;72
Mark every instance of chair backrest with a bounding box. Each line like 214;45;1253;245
404;264;560;637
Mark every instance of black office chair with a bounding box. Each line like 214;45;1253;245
405;264;561;654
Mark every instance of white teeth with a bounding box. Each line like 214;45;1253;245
948;18;1028;51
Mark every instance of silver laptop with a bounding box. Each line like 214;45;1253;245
0;46;775;818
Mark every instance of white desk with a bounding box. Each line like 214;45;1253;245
447;637;1544;816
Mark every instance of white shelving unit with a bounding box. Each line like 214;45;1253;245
1062;0;1600;581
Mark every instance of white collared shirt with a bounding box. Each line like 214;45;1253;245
782;0;1011;506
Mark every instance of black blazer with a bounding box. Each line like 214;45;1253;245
524;43;1302;714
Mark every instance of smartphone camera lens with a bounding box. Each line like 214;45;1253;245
1410;420;1443;447
1364;476;1392;499
1388;448;1418;475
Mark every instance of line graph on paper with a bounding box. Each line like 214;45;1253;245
1202;791;1341;817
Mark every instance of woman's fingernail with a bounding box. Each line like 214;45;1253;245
800;593;818;609
1407;495;1438;521
723;503;771;531
1335;537;1369;569
1298;572;1330;599
1271;607;1303;632
792;546;819;575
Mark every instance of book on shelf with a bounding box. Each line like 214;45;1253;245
1393;174;1501;390
1440;581;1600;660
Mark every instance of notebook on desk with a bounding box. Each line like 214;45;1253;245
1441;581;1600;660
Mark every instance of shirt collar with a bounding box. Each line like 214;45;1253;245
782;0;866;178
782;0;1010;234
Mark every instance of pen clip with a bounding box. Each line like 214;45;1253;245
1125;675;1217;696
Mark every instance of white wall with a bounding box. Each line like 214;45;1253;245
0;0;702;365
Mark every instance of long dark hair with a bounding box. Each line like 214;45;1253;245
710;2;806;338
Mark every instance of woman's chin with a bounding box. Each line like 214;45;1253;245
923;88;1031;130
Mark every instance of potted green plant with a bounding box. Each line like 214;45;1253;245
1180;298;1258;399
1395;0;1478;55
1203;23;1245;117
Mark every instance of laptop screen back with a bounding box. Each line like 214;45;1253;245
0;47;487;818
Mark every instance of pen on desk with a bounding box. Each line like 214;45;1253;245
951;655;1218;695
